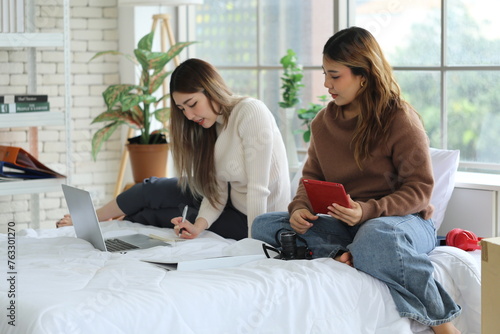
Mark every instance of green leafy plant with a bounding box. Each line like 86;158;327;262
279;49;304;109
297;95;329;142
88;31;195;160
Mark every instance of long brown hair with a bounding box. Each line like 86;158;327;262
323;27;416;168
169;58;245;206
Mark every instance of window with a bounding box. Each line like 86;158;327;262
350;0;500;172
191;0;334;152
189;0;500;173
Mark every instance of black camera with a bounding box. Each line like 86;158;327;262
262;230;313;260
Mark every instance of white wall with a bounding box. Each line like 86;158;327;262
0;0;187;230
0;0;122;229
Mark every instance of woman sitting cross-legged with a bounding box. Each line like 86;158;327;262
251;27;461;334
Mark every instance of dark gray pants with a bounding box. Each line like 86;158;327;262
116;177;248;240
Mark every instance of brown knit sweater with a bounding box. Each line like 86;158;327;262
289;101;435;223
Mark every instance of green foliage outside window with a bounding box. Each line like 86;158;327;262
391;3;500;166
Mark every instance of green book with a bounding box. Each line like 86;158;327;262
0;102;50;113
0;95;48;103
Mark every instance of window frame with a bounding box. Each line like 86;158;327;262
344;0;500;172
182;0;500;173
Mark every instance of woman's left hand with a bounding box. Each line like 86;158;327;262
327;195;362;226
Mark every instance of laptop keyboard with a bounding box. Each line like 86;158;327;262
105;238;140;252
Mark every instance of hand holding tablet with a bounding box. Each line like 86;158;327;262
302;179;350;214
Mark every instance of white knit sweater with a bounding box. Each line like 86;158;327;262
197;98;291;237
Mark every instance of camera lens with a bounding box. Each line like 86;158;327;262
280;231;297;259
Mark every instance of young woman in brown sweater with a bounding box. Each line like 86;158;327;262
252;27;461;334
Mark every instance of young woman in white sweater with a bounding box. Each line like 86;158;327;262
57;58;290;240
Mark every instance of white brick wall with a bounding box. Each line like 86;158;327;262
0;0;121;230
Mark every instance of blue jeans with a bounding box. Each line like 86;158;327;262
252;212;462;326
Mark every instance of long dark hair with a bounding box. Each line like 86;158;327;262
169;58;245;206
323;27;415;168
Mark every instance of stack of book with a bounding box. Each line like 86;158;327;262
1;0;25;33
0;94;50;113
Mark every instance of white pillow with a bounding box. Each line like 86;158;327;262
429;148;460;230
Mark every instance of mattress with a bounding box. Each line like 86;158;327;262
0;220;481;334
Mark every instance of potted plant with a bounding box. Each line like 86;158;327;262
89;31;195;182
297;95;329;143
279;49;304;110
279;49;304;169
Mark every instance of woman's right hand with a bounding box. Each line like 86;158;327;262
290;209;318;234
171;217;208;239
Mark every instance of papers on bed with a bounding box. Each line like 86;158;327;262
142;232;267;270
142;254;266;271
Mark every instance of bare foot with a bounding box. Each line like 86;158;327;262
56;214;73;228
334;251;354;267
431;322;460;334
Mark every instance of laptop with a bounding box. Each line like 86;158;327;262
61;184;171;252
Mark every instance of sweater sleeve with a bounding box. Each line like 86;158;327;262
358;109;434;221
237;100;276;235
197;180;228;228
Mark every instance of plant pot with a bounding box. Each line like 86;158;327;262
126;143;169;183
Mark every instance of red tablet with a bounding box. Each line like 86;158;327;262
302;179;350;214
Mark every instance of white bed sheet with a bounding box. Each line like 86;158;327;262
0;221;481;334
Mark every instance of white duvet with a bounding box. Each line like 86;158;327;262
0;221;481;334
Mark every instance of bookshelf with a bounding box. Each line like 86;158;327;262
0;0;71;227
0;111;65;128
0;33;64;47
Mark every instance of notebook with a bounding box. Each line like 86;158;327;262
61;184;171;252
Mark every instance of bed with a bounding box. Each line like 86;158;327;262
0;148;482;334
0;219;481;334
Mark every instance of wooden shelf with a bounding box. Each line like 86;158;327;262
0;112;65;128
0;0;70;228
0;33;64;48
0;178;65;196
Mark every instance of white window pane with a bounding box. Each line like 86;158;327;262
219;69;258;97
194;0;332;67
351;0;441;66
447;71;500;164
447;0;500;66
395;71;441;147
261;0;333;66
261;69;280;118
195;0;258;66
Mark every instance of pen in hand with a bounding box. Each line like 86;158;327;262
179;205;188;235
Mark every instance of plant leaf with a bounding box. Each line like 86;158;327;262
88;50;137;65
303;130;311;143
91;122;123;160
149;70;171;94
154;107;170;124
152;41;197;73
137;32;154;52
130;105;145;127
91;108;142;129
156;93;170;105
134;48;151;72
121;94;155;112
102;84;140;110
